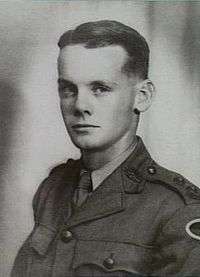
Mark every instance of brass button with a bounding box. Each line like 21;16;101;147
191;185;198;192
60;229;73;243
173;176;184;184
103;257;115;269
186;186;200;199
147;166;156;175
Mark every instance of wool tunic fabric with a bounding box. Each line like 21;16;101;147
12;137;200;276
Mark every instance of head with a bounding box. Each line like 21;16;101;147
57;20;155;152
58;20;149;79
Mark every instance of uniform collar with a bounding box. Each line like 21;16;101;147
120;136;153;193
76;136;153;194
65;136;154;228
91;139;138;191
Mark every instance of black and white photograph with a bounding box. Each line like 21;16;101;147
1;1;200;276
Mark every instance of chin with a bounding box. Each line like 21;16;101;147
70;136;105;152
72;137;117;153
73;141;99;151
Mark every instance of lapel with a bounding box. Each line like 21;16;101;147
39;136;152;230
66;165;125;228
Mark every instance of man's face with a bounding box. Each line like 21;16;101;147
58;44;139;151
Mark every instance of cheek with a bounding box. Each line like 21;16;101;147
113;100;134;129
112;97;134;119
99;101;133;130
60;100;74;116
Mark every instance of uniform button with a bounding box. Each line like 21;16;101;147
173;176;184;184
60;229;73;243
147;166;156;175
103;257;115;269
187;186;200;198
191;185;198;192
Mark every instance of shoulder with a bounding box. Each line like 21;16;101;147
141;161;200;243
125;155;200;222
48;158;77;176
141;160;200;205
32;158;79;219
123;137;200;205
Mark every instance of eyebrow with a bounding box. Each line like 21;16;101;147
89;80;117;87
57;78;77;90
57;78;118;88
58;78;75;86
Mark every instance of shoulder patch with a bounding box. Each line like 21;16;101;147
142;161;200;205
186;218;200;241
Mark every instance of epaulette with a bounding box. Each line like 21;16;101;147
49;158;77;175
49;163;67;175
142;160;200;205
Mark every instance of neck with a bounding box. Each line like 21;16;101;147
81;134;137;171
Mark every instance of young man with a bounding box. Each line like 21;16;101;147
12;20;200;277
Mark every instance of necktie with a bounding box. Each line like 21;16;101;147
73;170;92;208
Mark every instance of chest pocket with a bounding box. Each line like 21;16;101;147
12;224;57;277
72;240;155;276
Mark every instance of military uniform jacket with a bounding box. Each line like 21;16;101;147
12;137;200;277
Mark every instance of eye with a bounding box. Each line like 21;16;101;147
59;87;75;98
58;82;78;98
91;84;112;95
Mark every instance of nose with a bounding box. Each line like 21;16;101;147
74;88;93;116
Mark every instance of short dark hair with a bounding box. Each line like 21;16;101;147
58;20;149;79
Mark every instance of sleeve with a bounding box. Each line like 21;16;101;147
32;175;52;222
11;163;67;277
152;203;200;276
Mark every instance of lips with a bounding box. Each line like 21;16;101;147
72;124;100;129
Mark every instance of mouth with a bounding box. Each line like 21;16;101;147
72;124;100;130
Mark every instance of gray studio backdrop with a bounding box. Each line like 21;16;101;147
0;1;200;276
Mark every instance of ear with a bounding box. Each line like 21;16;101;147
134;79;155;113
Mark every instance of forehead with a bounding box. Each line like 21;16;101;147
58;44;128;81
